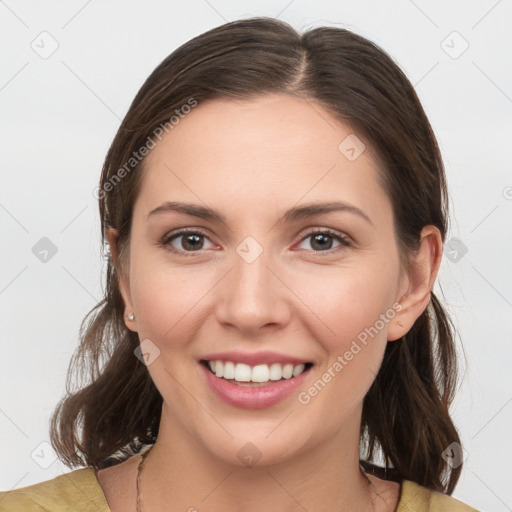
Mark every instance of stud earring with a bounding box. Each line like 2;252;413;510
126;313;135;321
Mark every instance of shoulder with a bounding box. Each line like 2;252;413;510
0;468;110;512
398;479;480;512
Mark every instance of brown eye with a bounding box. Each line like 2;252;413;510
296;229;351;254
161;229;214;255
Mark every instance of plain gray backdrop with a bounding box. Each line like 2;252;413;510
1;1;511;511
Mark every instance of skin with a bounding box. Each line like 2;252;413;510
97;93;442;512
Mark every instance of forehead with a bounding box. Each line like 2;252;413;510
136;93;391;227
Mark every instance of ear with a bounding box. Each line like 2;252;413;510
387;225;443;341
107;228;138;333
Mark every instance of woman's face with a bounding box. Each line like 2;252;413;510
118;93;410;466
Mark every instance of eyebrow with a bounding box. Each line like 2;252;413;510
147;200;373;226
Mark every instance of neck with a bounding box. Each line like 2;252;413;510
139;404;376;512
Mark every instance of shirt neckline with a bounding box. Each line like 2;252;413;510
90;466;408;511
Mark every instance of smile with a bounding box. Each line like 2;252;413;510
203;360;313;384
199;358;314;409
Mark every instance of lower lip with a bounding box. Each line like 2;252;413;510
200;363;311;410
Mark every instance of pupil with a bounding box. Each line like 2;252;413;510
184;234;202;251
312;233;331;251
181;233;333;252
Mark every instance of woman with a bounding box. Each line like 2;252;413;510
0;16;479;512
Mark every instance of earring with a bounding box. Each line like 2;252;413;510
126;313;135;321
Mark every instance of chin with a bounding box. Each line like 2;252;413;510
196;420;317;469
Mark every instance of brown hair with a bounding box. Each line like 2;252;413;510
50;16;463;494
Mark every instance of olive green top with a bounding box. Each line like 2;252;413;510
0;468;479;511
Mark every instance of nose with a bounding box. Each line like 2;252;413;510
214;246;291;335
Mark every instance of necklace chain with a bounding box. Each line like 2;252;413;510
136;445;375;512
136;445;153;512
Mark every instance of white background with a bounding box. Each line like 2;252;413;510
1;1;511;510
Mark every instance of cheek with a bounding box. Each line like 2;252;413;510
129;254;217;348
291;260;399;352
290;263;397;413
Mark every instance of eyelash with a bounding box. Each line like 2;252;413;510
159;227;352;257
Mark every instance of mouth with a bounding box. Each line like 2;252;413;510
200;359;314;387
198;350;315;409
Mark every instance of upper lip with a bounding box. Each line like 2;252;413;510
200;350;312;366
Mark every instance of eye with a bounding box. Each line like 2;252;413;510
160;228;215;256
296;228;351;254
159;227;351;257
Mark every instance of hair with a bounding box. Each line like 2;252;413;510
50;16;463;494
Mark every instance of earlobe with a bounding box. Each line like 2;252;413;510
387;226;443;341
107;228;138;333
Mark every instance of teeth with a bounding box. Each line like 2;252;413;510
251;364;270;383
292;363;305;377
223;361;235;380
206;360;309;383
269;363;282;381
234;363;251;382
282;364;293;379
